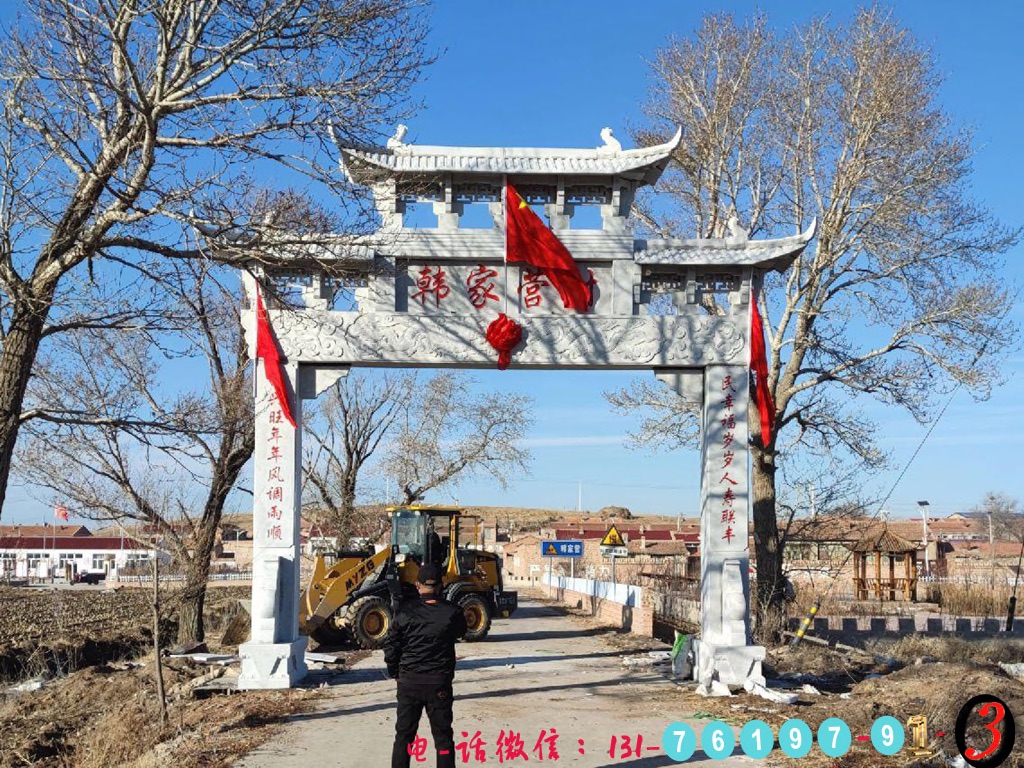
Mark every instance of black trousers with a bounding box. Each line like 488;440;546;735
391;679;455;768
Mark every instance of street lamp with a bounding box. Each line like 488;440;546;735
917;501;930;579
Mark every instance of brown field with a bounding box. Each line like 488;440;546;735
0;585;324;768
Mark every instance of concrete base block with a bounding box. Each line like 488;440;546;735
693;639;765;687
238;638;308;689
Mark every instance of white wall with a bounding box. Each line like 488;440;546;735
542;574;643;607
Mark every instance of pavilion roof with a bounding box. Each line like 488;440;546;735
848;527;920;553
339;129;683;185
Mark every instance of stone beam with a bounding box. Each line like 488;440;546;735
272;310;747;369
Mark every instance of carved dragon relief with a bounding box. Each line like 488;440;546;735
271;311;747;367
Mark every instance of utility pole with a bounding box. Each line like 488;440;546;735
917;501;930;580
989;510;996;588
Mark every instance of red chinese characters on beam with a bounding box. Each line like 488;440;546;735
584;269;598;309
467;265;501;309
519;270;549;308
411;266;451;307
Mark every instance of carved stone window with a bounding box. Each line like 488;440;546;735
641;269;687;293
515;185;556;204
696;273;741;293
397;181;443;203
565;185;611;205
453;183;501;203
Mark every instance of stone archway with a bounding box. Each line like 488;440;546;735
234;129;814;689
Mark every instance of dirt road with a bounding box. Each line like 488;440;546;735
236;599;755;767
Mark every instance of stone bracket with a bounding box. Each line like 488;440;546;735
655;369;703;406
238;638;308;690
693;639;766;689
298;364;350;400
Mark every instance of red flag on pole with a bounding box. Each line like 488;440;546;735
750;288;775;446
54;506;69;521
505;181;590;311
255;288;297;427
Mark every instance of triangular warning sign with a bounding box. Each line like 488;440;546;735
545;543;557;555
600;525;624;547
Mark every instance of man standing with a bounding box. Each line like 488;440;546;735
385;563;467;768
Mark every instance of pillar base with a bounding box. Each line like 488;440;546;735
237;638;308;689
692;639;765;689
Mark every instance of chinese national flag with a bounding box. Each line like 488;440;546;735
505;181;590;311
54;506;69;521
255;289;297;428
750;288;775;446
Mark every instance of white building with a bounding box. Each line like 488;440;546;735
0;533;158;580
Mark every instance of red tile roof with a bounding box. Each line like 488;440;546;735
0;525;91;538
0;536;147;550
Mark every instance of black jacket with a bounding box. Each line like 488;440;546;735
384;596;467;683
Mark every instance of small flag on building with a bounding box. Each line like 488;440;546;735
54;506;69;521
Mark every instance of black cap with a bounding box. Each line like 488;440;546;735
417;563;442;586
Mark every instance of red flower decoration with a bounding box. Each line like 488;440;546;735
486;313;523;370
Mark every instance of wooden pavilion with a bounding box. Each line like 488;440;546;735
850;527;919;601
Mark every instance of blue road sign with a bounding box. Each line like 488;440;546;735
540;540;584;558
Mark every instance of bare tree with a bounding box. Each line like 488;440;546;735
386;372;534;505
17;260;253;643
303;371;415;546
973;492;1024;543
613;9;1018;634
0;0;431;518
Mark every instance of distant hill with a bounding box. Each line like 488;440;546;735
221;505;691;537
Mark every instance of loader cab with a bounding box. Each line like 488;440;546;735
389;506;480;579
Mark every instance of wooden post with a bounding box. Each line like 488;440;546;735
913;557;921;606
905;557;913;606
853;552;859;599
875;551;882;599
889;555;896;601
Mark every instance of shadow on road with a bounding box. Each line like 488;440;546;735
288;678;636;721
456;649;623;670
493;627;609;642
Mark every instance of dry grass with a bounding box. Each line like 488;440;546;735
869;634;1024;665
790;578;1021;620
0;658;319;767
930;581;1016;617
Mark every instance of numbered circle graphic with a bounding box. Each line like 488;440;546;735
739;719;774;759
955;694;1016;768
701;721;735;760
817;718;852;758
662;722;697;762
779;719;812;758
871;716;905;756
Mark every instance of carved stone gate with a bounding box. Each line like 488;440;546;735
236;128;814;690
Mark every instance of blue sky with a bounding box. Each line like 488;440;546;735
5;1;1023;524
378;0;1024;521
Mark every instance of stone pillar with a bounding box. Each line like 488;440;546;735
238;360;308;689
694;365;765;690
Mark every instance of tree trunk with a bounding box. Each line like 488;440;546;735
751;441;786;643
0;288;56;518
177;550;212;644
340;475;357;544
152;553;167;725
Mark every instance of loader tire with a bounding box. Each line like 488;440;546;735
459;594;491;642
350;596;392;650
310;609;351;647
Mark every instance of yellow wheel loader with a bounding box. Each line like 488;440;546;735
299;506;518;649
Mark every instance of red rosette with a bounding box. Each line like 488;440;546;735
485;313;523;370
